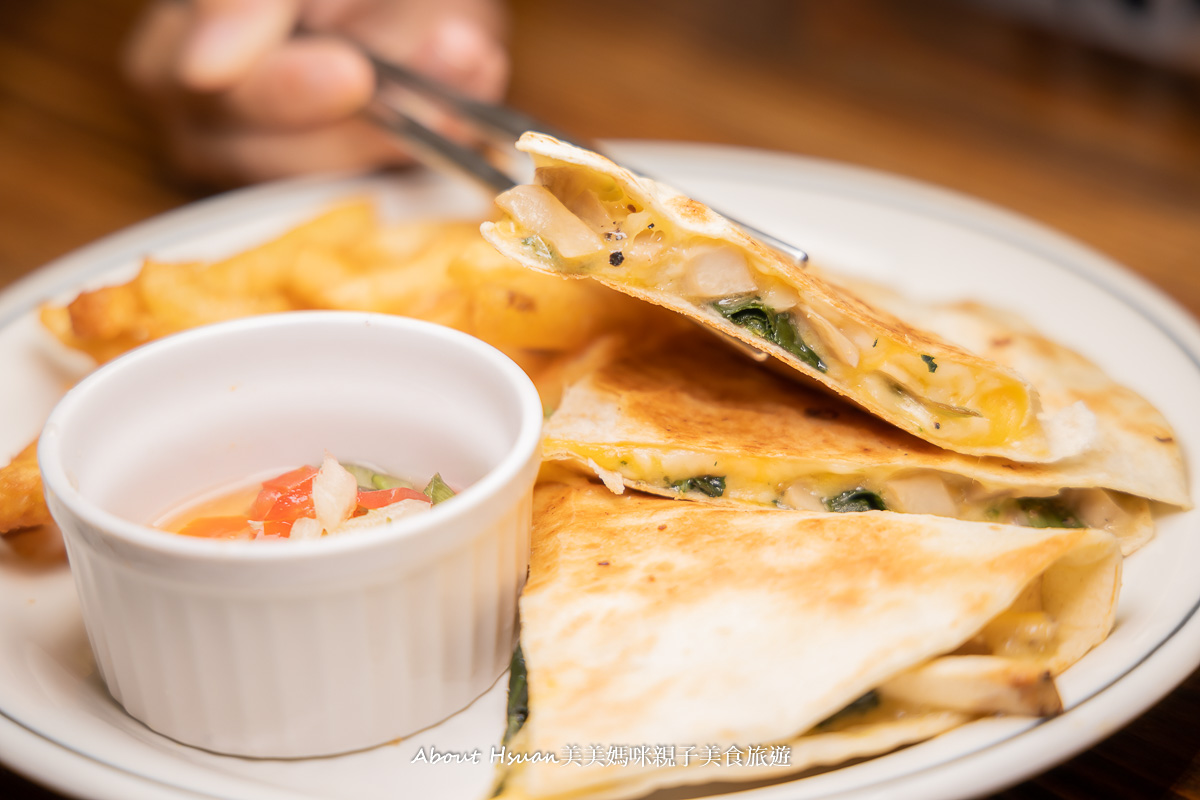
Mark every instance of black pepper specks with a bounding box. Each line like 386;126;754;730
609;251;625;266
598;561;610;566
921;354;938;373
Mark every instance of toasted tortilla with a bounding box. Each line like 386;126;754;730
831;279;1190;507
543;322;1185;555
481;133;1089;463
494;483;1120;800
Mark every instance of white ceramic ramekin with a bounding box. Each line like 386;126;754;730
38;311;543;758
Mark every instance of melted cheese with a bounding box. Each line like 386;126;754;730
557;443;1135;539
496;165;1040;452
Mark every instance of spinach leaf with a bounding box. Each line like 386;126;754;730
817;690;880;729
669;475;726;498
1016;497;1083;529
503;645;529;744
717;298;775;339
711;296;826;372
520;235;553;261
823;489;887;513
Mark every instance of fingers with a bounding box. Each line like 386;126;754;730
121;0;514;186
165;117;411;187
126;4;374;132
180;0;304;91
219;37;374;129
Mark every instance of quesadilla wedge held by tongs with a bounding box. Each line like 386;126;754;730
481;133;1091;463
544;321;1188;555
494;483;1121;800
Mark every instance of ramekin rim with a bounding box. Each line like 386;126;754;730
38;311;544;563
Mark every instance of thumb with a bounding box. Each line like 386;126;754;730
179;0;303;91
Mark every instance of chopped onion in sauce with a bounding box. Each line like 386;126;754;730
313;456;358;533
289;517;324;541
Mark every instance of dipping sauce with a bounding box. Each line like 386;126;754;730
159;456;456;540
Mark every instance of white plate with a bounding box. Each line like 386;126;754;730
2;143;1199;800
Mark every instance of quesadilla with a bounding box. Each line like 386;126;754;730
829;277;1190;507
493;483;1121;800
481;133;1091;463
543;319;1187;555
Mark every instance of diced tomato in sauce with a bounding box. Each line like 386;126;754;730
262;489;315;523
164;460;444;541
261;465;317;491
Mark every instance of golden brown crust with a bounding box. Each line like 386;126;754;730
529;484;1080;610
0;440;51;533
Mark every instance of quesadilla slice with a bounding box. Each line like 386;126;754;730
544;321;1187;555
829;277;1190;505
481;133;1090;463
493;483;1121;800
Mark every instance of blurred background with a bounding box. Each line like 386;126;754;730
1;0;1199;797
2;0;1198;312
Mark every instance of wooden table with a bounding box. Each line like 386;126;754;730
2;0;1199;797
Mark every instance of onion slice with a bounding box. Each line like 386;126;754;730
290;517;324;541
312;456;359;533
496;185;605;259
682;246;758;298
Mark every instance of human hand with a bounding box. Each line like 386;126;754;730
123;0;509;187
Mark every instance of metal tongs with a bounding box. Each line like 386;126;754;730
364;51;809;267
364;50;808;363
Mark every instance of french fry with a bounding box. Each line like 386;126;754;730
0;441;51;534
136;259;292;332
39;199;381;364
204;198;378;294
289;222;477;328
